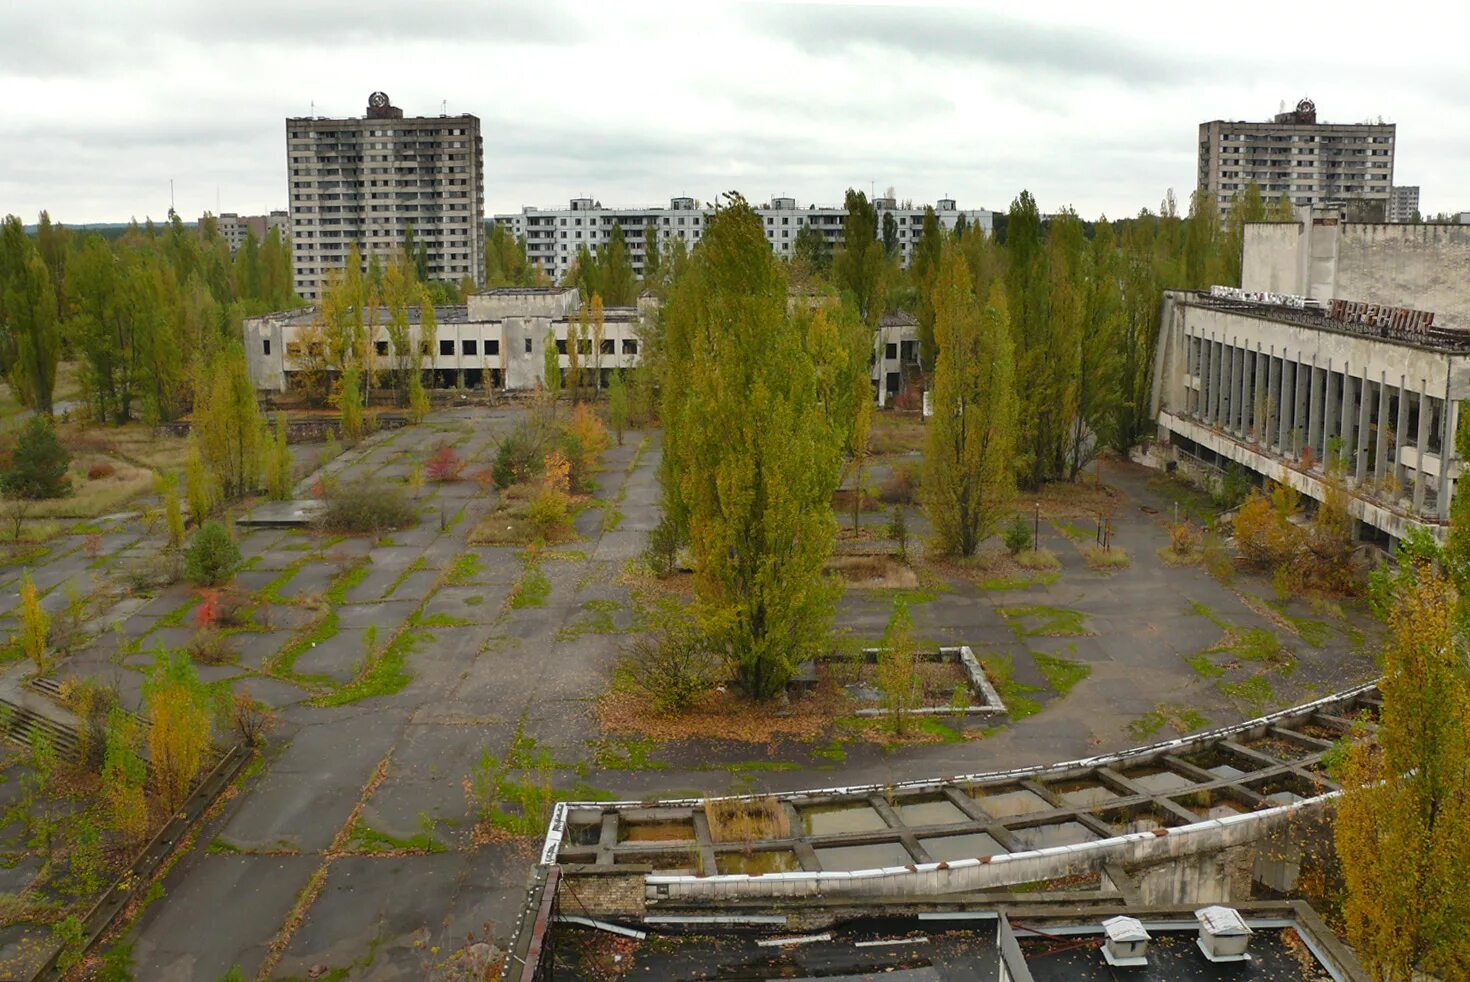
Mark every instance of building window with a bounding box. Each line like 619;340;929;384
601;339;616;354
262;339;272;356
462;339;477;356
885;343;898;359
375;340;389;356
439;339;454;356
556;339;567;354
622;339;638;355
525;338;533;354
485;339;500;355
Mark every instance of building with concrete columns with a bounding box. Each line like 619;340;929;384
1151;207;1470;544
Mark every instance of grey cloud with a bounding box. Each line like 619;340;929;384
0;1;580;78
748;3;1200;87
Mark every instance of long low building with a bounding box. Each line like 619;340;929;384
244;287;647;393
1151;207;1470;544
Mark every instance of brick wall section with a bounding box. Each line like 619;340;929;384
561;865;649;920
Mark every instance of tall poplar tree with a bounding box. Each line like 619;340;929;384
912;207;944;371
1069;219;1123;478
192;343;263;500
923;246;1016;557
1004;191;1051;488
1336;571;1470;979
661;195;843;699
833;189;887;326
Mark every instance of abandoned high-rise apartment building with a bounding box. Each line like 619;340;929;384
1150;209;1470;544
286;92;485;302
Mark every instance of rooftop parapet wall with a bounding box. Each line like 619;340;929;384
1243;215;1470;328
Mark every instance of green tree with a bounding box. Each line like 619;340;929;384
661;195;843;699
2;414;70;499
102;709;148;844
542;328;561;400
912;207;944;370
184;519;241;586
608;369;630;446
160;471;186;547
184;433;217;521
792;222;828;275
339;360;364;444
18;569;49;675
193;344;263;500
1336;571;1470;979
833;190;887;326
1004;191;1053;488
265;413;293;500
877;601;919;735
1069;219;1123;478
881;210;899;257
1;244;61;414
600;223;637;305
923;249;1017;557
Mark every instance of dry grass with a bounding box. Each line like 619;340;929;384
1015;548;1061;571
22;454;156;519
826;554;918;588
1031;478;1121;520
868;414;926;457
704;796;790;844
597;678;845;743
1080;544;1131;570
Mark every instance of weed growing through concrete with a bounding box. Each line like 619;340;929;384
998;604;1091;637
1032;651;1091;696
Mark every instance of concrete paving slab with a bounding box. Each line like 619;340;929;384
127;854;319;982
292;626;371;685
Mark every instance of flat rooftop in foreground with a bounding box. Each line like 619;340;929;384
1021;925;1333;981
549;908;1359;980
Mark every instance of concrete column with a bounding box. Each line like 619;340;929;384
1414;384;1431;514
1293;358;1309;455
1323;366;1338;460
1278;357;1293;452
1211;338;1224;424
1254;348;1267;442
1236;344;1249;436
1395;375;1410;490
1373;371;1391;486
1307;361;1322;461
1266;352;1280;451
1219;340;1232;428
1441;400;1461;521
1339;366;1354;470
1355;367;1372;484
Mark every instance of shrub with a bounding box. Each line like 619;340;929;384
87;462;116;480
527;485;571;542
1168;520;1202;557
492;426;544;489
1003;515;1033;556
184;521;241;586
568;404;611;456
878;462;919;504
622;608;718;713
187;628;238;665
123;551;182;592
557;430;596;493
316;478;417;533
886;504;910;561
425;443;465;482
229;688;273;747
2;415;70;499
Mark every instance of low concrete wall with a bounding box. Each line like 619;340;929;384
642;796;1328;902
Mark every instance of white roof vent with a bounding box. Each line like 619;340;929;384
1101;915;1150;966
1195;905;1253;962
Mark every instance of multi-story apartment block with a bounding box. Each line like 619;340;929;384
1197;100;1395;221
1150;206;1470;545
1386;185;1420;223
492;195;993;282
286;92;484;302
205;211;291;253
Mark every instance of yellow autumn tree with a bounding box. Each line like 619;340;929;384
18;569;49;675
142;651;214;813
1335;571;1470;979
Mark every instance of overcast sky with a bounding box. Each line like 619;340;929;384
2;0;1466;225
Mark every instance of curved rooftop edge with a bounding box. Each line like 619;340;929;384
538;681;1376;876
